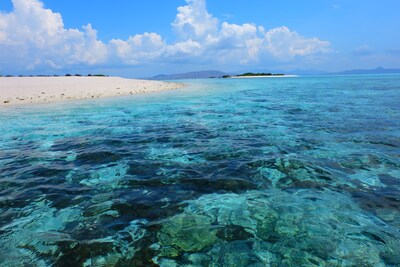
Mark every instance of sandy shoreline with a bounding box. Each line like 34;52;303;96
0;76;184;106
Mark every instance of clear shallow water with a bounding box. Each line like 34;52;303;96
0;75;400;266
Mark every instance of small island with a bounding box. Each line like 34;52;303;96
223;72;289;78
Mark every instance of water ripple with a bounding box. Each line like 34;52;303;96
1;75;400;266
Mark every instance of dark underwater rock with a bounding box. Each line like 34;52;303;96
75;151;122;165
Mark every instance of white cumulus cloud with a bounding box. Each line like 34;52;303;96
172;0;218;41
0;0;331;72
264;26;331;60
169;0;330;65
109;33;166;64
166;39;203;59
0;0;108;69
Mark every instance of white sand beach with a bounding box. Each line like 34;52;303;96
0;76;184;106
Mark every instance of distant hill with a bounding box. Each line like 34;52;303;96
329;67;400;75
148;70;229;80
147;67;400;80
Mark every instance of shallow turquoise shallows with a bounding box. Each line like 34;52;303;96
1;75;400;266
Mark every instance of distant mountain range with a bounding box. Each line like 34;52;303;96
328;67;400;75
148;67;400;80
148;70;229;80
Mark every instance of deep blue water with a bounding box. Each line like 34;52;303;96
0;75;400;266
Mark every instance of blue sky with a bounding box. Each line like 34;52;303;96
0;0;399;77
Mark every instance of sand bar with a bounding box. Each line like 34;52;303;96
0;76;184;106
230;75;298;78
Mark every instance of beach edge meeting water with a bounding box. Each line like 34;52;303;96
0;76;184;106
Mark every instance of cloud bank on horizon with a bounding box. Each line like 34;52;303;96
0;0;331;72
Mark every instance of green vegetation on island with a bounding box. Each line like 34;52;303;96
223;72;285;78
240;72;285;77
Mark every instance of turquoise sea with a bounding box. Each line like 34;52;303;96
0;75;400;266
